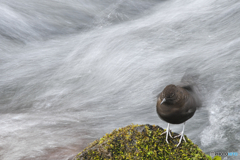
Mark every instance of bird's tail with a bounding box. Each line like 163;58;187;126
179;68;202;108
180;68;200;86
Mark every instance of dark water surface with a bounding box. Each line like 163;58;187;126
0;0;240;159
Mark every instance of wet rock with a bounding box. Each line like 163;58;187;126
72;124;211;160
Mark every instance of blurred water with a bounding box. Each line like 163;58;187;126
0;0;240;159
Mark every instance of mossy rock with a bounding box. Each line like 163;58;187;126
73;124;212;160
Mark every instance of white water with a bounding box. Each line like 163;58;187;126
0;0;240;159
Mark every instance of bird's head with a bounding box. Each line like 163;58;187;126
160;84;179;105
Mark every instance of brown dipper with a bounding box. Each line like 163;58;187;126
156;84;201;147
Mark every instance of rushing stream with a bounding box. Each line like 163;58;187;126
0;0;240;159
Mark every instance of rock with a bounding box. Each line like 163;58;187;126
72;124;212;160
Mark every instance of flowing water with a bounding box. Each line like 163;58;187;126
0;0;240;159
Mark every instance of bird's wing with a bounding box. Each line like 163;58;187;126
182;96;197;115
181;85;193;92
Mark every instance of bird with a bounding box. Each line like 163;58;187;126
156;84;201;147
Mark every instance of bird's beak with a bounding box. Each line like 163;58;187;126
160;98;166;105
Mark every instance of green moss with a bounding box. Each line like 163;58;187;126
213;155;221;160
73;124;212;160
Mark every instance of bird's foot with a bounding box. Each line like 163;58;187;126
161;130;173;137
174;131;186;147
161;129;172;144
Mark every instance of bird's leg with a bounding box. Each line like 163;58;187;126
174;122;186;147
161;123;172;144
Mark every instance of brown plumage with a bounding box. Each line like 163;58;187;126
156;84;201;147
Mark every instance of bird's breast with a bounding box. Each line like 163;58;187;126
156;101;195;124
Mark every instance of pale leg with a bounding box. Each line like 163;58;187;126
174;122;186;147
161;123;173;143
